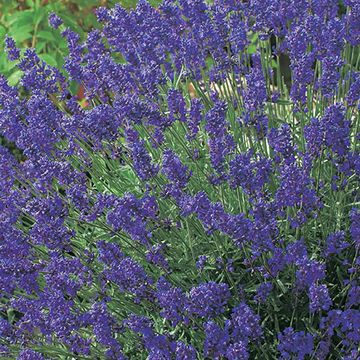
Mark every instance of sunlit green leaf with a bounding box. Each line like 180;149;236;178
7;70;23;86
39;53;57;67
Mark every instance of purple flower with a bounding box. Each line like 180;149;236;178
320;309;360;355
296;258;326;289
97;240;125;265
156;277;187;326
205;98;228;137
48;13;63;29
205;98;234;175
285;240;308;265
324;231;349;257
243;55;267;112
82;104;122;143
5;36;20;61
89;302;124;358
43;252;90;297
124;314;153;337
27;196;73;250
125;313;175;358
345;1;360;46
146;244;169;270
18;49;65;94
167;89;187;123
125;128;159;181
268;124;296;163
203;321;229;359
254;282;273;303
107;193;158;244
187;282;230;318
175;342;196;360
309;283;332;313
186;98;203;141
226;258;234;273
229;151;272;195
346;284;360;308
314;339;331;360
230;302;263;342
275;162;321;221
0;318;12;341
103;255;153;300
162;149;191;188
17;349;45;360
304;118;325;158
228;14;248;54
322;104;350;158
196;255;207;271
278;327;314;360
226;341;249;360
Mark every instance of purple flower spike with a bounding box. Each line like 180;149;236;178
5;36;20;61
48;13;63;29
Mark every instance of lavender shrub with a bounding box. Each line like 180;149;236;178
0;0;359;359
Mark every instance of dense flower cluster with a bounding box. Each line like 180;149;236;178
0;0;359;359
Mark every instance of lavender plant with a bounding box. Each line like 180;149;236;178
0;1;359;359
